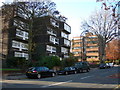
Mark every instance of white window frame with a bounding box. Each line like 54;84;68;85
16;29;28;40
46;45;56;53
61;47;68;54
50;18;59;28
61;32;69;39
12;40;28;51
64;23;71;33
64;39;70;46
14;52;28;60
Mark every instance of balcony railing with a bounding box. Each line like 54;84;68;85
50;36;59;45
46;45;56;53
12;40;28;51
16;29;28;40
14;52;28;60
64;23;71;33
64;39;70;47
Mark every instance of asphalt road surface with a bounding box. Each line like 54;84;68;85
2;66;120;89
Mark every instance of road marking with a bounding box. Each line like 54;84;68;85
113;85;120;90
81;76;93;79
41;80;72;88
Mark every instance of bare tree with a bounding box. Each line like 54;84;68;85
14;1;58;61
81;9;118;62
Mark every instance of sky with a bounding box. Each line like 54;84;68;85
0;0;102;39
52;0;102;39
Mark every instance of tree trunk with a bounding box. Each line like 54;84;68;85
98;35;106;63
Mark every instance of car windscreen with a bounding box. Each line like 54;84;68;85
64;67;69;70
100;64;106;66
35;67;49;71
75;62;82;66
28;67;36;71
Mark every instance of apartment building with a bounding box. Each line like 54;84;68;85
32;13;71;60
0;4;29;63
71;33;99;63
0;3;71;63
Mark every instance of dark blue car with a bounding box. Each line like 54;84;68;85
57;67;77;75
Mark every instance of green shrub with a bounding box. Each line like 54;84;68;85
29;56;61;69
61;57;78;68
6;57;26;68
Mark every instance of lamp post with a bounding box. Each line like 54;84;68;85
79;30;89;62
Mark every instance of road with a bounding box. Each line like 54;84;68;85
2;67;120;89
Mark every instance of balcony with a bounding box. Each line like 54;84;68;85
14;52;28;60
50;18;59;28
61;47;68;54
64;39;71;47
47;28;57;36
60;22;71;34
64;23;71;33
49;35;59;45
12;40;28;51
16;29;28;40
61;32;69;39
46;45;56;53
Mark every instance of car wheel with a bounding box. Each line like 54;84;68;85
74;71;77;74
87;69;89;72
80;69;83;73
37;74;41;79
52;73;55;77
65;72;68;75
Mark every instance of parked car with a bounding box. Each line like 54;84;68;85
26;67;56;79
74;61;90;73
57;67;77;75
109;63;114;68
99;63;110;69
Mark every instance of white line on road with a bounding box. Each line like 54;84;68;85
41;80;72;88
80;76;93;79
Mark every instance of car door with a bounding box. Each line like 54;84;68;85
37;67;45;76
82;62;87;70
43;67;50;76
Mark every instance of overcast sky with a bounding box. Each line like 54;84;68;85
0;0;102;39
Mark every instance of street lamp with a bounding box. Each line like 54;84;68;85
79;30;89;62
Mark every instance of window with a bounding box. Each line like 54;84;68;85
47;28;57;36
16;29;28;40
16;29;24;36
12;40;28;51
14;52;22;57
24;53;28;59
50;36;59;44
14;52;28;60
64;39;70;46
50;18;59;27
44;67;49;71
61;47;68;54
87;51;98;53
87;41;98;44
46;45;51;51
12;40;20;48
14;19;28;30
73;52;81;54
64;23;71;33
61;32;69;39
46;45;56;53
72;47;82;49
86;46;98;48
87;56;98;58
